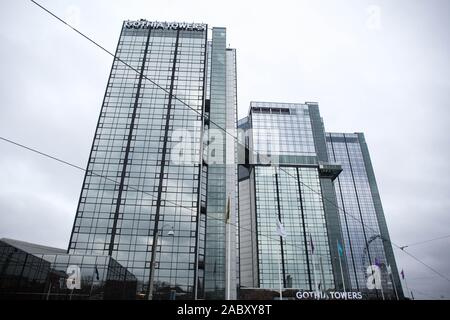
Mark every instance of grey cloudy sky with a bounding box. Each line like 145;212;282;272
1;0;449;299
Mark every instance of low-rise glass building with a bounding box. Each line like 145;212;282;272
0;238;136;300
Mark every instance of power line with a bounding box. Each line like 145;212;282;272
24;0;450;285
29;0;392;262
409;289;436;300
28;0;387;257
393;246;450;282
29;0;401;254
5;134;449;300
28;0;237;148
400;234;450;250
408;275;442;281
0;136;305;256
3;133;449;299
408;287;448;300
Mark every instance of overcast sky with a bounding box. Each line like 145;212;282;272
0;0;449;299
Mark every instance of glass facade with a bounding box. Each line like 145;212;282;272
238;102;339;295
326;132;403;299
249;102;317;165
254;166;334;290
67;20;237;300
225;48;239;300
204;28;227;299
0;239;136;300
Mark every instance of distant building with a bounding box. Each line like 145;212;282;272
326;132;403;299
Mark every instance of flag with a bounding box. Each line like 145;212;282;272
374;257;381;268
401;269;405;279
387;264;392;275
276;219;287;238
94;265;100;281
309;234;315;255
337;241;344;257
225;195;230;223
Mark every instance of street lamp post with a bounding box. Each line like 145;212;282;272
148;223;174;300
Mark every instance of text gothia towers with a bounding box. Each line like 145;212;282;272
125;20;206;31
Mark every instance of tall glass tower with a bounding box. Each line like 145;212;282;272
237;102;347;297
68;20;237;300
326;132;403;299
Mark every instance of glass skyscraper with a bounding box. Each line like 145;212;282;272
237;102;403;300
326;132;403;299
237;102;347;297
67;20;237;300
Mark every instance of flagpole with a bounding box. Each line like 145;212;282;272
373;259;385;300
379;279;385;300
46;281;52;300
278;244;283;300
386;265;398;300
338;256;346;293
337;240;346;293
401;269;411;300
312;253;319;299
274;168;283;300
390;272;399;300
225;194;234;300
377;262;385;300
275;217;286;300
89;268;96;298
310;234;319;299
404;275;411;300
227;210;231;300
319;256;326;295
69;287;74;300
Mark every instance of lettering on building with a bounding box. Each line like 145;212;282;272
295;291;363;300
125;20;206;31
